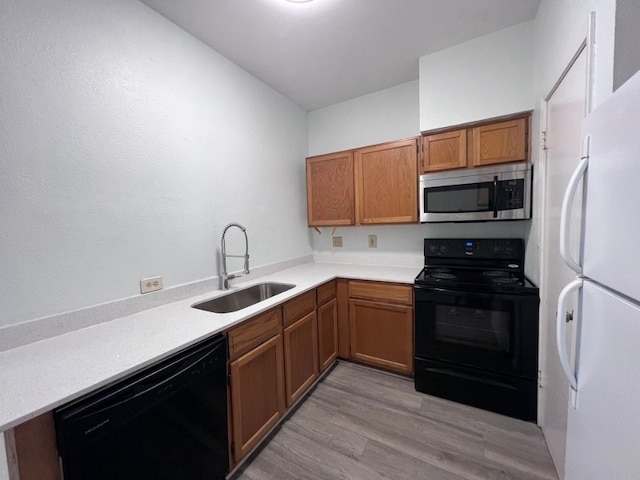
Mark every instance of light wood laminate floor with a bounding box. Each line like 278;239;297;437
231;362;558;480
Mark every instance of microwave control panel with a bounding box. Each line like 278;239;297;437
497;179;525;210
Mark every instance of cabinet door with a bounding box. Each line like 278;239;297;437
471;117;527;167
317;298;338;372
306;151;354;226
355;139;418;224
349;298;413;375
283;312;319;407
230;333;285;463
421;129;467;173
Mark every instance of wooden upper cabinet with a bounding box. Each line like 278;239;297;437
420;113;530;172
422;129;467;173
355;139;418;224
306;151;354;227
471;117;528;167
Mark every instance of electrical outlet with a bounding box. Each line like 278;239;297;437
368;235;377;248
140;276;163;294
332;236;343;248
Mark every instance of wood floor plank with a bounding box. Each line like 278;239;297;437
361;439;468;480
267;425;384;480
231;362;558;480
329;408;529;480
285;398;369;460
323;363;423;413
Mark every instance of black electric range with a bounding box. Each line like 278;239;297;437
413;238;540;421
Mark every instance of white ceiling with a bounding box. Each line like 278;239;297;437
140;0;541;111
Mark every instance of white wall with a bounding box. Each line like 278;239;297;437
308;80;420;156
419;22;535;132
613;0;640;90
308;81;529;265
0;0;312;329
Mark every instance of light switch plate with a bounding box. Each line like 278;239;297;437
368;235;377;248
140;276;163;294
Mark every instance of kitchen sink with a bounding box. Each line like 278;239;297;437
192;282;296;314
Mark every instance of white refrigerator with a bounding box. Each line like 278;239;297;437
556;68;640;479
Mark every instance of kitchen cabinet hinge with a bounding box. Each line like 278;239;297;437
541;131;548;151
227;373;232;386
537;370;543;388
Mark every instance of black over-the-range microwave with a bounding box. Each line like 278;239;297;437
419;163;532;223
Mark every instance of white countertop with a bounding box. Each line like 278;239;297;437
0;262;418;431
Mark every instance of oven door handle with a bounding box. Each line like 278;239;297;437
556;278;582;391
414;286;533;302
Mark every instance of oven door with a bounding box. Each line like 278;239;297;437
414;286;538;379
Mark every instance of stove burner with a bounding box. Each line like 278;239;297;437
431;272;456;280
483;270;510;277
492;276;521;285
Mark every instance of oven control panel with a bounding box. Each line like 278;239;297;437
424;238;523;260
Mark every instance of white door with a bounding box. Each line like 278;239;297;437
538;47;588;479
565;281;640;479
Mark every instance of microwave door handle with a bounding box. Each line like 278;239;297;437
492;176;499;218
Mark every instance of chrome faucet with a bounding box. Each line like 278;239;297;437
220;222;250;290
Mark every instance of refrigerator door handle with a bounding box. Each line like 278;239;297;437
559;137;589;274
556;278;583;391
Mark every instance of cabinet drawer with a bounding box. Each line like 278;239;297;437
227;308;282;359
283;290;316;327
316;280;336;305
349;281;413;306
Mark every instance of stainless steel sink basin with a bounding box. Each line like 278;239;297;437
192;282;296;314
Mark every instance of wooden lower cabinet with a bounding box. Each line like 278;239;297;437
229;333;285;463
349;298;413;375
6;413;61;480
317;298;338;372
283;312;319;407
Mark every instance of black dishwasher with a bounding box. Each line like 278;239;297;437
54;333;229;480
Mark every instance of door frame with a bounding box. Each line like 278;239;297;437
536;12;596;427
